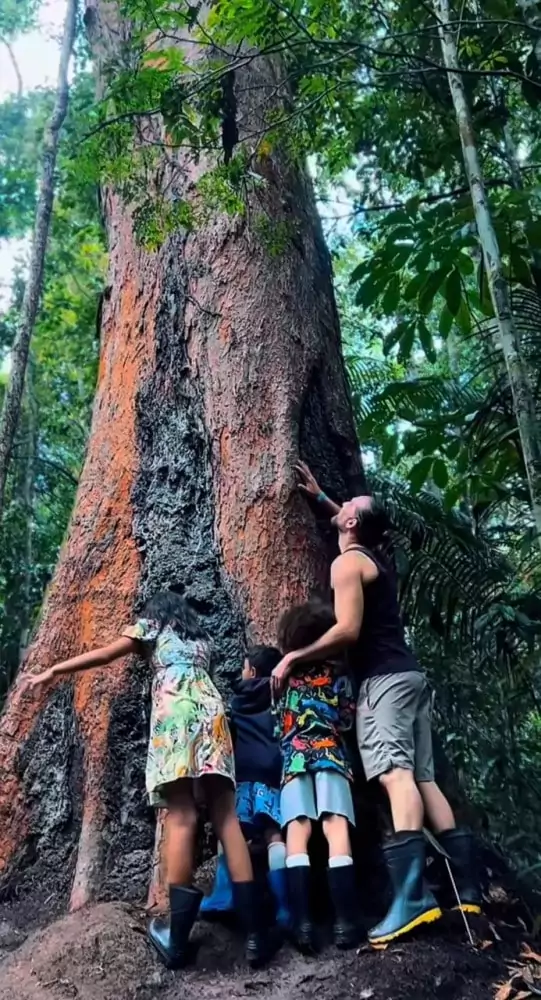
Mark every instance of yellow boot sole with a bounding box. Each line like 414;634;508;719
369;907;443;946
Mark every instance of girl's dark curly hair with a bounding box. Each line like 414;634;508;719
142;590;206;641
278;598;336;654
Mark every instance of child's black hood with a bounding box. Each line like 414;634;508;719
231;677;272;715
229;677;281;788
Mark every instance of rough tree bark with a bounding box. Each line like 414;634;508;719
18;362;38;662
0;4;363;912
434;0;541;543
0;0;77;515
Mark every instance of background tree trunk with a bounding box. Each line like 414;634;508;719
434;0;541;543
0;2;363;913
0;0;77;515
18;360;38;663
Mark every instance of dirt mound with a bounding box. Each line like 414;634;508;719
0;899;528;1000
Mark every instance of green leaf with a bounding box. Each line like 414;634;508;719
402;430;424;456
355;277;383;308
385;225;414;244
418;266;450;315
389;244;413;269
417;317;437;363
404;272;425;301
381;209;412;227
398;322;415;363
381;433;398;465
510;246;533;288
349;261;369;284
456;252;474;275
439;306;453;339
446;439;461;460
445;269;462;316
443;483;463;510
382;275;401;315
409;456;433;492
432;457;449;489
411;246;432;272
383;320;411;355
455;297;472;335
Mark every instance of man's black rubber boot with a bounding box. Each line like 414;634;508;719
368;833;442;945
286;865;317;954
232;881;281;968
147;884;202;969
327;865;361;949
437;828;482;915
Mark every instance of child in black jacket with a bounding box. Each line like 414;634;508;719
200;646;290;930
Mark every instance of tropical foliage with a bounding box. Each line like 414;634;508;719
1;0;541;874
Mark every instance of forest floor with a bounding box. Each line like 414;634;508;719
0;878;539;1000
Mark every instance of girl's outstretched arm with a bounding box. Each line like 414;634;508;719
21;636;140;691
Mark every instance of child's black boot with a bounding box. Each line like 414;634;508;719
286;864;317;954
148;884;202;969
233;880;281;968
327;863;361;949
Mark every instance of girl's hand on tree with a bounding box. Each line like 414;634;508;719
295;461;322;498
21;667;56;691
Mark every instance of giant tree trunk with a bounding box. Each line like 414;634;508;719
0;4;363;912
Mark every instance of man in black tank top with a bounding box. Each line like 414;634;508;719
271;463;481;945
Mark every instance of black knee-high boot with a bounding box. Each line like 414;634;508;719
286;865;317;953
232;881;281;968
327;864;361;949
148;884;202;969
436;828;482;914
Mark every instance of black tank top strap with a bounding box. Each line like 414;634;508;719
343;544;387;577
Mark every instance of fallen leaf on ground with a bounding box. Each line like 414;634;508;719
490;923;503;942
521;946;541;964
359;991;374;999
479;940;493;950
514;993;532;1000
494;982;513;1000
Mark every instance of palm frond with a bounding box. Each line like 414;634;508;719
371;473;541;670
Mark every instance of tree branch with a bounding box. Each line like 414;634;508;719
0;36;23;98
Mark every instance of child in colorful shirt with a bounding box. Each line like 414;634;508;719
273;598;359;952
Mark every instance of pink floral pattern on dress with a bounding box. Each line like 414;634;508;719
122;618;235;806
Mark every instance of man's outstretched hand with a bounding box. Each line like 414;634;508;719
271;653;296;698
295;461;322;498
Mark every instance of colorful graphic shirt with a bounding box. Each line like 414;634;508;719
274;662;355;786
122;618;235;806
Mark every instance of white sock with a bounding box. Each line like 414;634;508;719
329;855;353;868
286;853;310;868
268;842;287;871
217;841;224;857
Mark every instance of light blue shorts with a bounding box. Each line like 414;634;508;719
280;770;355;827
236;781;281;833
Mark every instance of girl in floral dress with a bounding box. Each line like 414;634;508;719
24;591;278;971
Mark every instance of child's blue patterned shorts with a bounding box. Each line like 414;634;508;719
236;781;281;834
